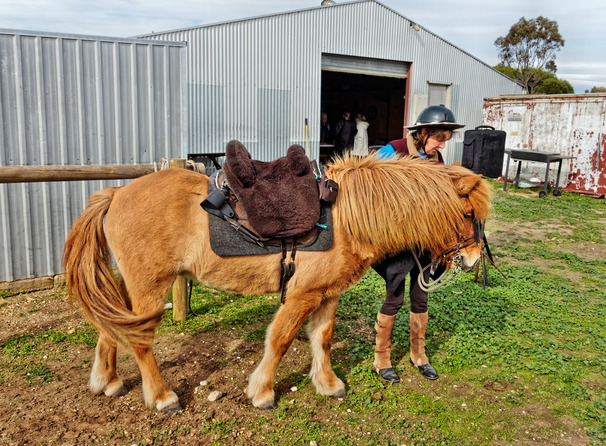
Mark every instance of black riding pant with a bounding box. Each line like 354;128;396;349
372;251;432;316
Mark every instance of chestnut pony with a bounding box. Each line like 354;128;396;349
63;154;491;412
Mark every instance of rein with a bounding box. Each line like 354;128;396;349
414;219;484;292
413;249;461;293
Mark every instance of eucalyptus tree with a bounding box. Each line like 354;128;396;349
495;16;564;94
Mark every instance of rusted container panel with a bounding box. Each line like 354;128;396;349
483;94;606;196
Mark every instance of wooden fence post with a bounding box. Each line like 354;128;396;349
169;158;189;321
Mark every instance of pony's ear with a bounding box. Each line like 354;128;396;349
456;173;482;195
286;145;311;176
225;140;255;188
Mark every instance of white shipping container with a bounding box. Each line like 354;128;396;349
482;94;606;196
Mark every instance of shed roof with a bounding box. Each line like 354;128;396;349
136;0;520;87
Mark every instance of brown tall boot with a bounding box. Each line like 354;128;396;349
409;312;438;380
373;312;400;383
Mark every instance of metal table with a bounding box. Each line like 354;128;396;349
503;149;576;197
187;152;225;170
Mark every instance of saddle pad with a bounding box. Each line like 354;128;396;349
206;172;334;256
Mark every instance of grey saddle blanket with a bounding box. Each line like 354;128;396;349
206;172;334;256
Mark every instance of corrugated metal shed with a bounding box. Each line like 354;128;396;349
140;0;524;164
483;94;606;196
0;29;186;282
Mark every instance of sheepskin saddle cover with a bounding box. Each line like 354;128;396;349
222;140;321;238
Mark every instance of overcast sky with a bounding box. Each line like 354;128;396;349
2;0;604;93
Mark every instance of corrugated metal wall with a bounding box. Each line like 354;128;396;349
0;30;186;282
142;0;524;163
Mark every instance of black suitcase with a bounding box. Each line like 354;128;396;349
462;125;506;178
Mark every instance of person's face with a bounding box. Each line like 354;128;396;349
321;115;327;124
422;129;452;156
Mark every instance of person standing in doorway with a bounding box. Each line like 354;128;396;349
352;113;369;156
372;104;465;383
320;112;333;145
333;111;357;159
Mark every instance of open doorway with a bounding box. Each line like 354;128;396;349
320;70;407;160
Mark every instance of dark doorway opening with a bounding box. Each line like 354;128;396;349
320;70;407;159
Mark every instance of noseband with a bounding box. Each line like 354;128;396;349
415;219;485;292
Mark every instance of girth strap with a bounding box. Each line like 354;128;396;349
279;239;297;304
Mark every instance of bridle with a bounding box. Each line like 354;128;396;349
414;217;485;292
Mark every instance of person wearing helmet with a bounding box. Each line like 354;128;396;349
376;104;464;161
371;105;465;383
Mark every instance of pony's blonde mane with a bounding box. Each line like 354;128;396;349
325;154;491;258
440;163;492;222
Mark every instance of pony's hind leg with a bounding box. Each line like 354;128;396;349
125;276;181;413
247;290;323;409
131;342;181;412
306;295;347;398
89;333;127;397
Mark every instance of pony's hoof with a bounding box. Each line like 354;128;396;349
332;388;348;399
155;391;181;412
248;384;276;410
104;381;127;398
258;403;277;410
251;393;276;410
161;403;183;413
108;386;128;398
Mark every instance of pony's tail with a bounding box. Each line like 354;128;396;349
62;188;163;345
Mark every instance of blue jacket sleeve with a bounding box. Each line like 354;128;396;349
375;144;396;159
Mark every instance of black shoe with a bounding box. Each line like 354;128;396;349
376;367;400;383
409;359;438;380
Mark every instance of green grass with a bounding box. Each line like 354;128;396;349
160;283;279;337
1;326;97;357
0;324;97;385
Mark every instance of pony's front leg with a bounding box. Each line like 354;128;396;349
247;290;322;409
306;295;347;398
89;334;127;397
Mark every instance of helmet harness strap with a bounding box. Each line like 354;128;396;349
419;132;430;155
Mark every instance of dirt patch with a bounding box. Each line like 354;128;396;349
0;288;268;445
484;217;605;286
556;244;606;261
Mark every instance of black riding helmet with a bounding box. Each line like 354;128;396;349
404;104;464;156
406;104;465;131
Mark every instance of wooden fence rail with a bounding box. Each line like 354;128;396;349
0;164;156;183
0;161;189;322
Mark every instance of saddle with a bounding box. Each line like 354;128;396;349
221;140;321;239
200;141;337;303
